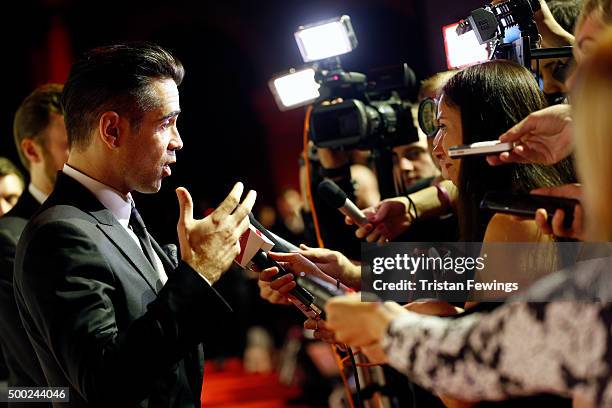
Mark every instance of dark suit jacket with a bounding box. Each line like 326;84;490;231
13;173;232;407
0;190;50;395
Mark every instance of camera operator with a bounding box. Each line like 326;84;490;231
298;142;365;260
348;72;460;244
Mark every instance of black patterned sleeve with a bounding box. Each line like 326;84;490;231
382;301;612;405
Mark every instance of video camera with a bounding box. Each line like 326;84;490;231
268;15;419;198
456;0;572;67
268;15;419;152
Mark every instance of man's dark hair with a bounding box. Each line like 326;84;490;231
442;60;574;241
547;0;583;33
61;42;184;151
13;84;63;169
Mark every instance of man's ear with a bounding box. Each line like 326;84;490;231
21;138;43;165
98;111;122;149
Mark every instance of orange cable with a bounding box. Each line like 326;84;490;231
302;106;325;248
332;345;357;408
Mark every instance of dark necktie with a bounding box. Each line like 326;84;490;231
129;206;158;271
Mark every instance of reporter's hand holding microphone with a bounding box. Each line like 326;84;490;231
258;246;360;342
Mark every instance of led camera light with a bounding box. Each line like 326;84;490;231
268;68;320;111
294;15;358;63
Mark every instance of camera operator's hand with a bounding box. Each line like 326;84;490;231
325;293;408;348
298;244;361;289
176;183;256;284
531;184;585;240
487;105;573;166
347;197;413;243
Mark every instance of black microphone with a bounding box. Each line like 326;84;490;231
318;180;369;227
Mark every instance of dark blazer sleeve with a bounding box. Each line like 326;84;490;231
0;219;48;388
15;220;231;406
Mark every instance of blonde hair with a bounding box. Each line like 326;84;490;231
573;27;612;241
576;0;612;31
417;71;457;102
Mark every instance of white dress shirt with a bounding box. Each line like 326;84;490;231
62;164;168;285
28;183;48;205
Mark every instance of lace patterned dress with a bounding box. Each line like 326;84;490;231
382;256;612;406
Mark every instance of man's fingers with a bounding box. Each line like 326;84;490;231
214;182;244;217
232;190;257;221
235;213;251;238
176;187;194;261
176;187;194;227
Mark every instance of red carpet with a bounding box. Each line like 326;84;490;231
201;359;305;407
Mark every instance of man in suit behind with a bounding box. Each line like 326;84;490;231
13;43;256;407
0;84;68;396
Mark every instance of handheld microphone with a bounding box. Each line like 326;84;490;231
248;213;299;253
318;179;369;227
297;276;345;317
238;216;323;318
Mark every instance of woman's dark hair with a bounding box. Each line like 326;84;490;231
61;42;184;151
442;60;573;241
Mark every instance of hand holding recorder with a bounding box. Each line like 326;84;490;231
531;184;585;240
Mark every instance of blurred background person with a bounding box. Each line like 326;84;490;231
539;0;583;105
0;158;24;217
0;84;67;396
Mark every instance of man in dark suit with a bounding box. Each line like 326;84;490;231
0;84;68;397
13;43;256;407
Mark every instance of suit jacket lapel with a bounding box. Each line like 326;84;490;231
96;219;162;294
50;173;162;294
